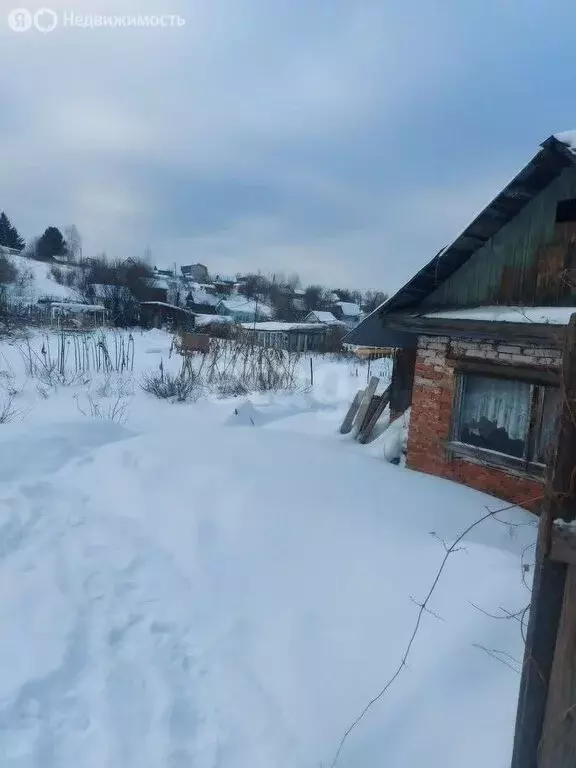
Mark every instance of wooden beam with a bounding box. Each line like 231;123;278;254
385;314;566;347
539;565;576;768
446;356;559;386
511;314;576;768
510;510;567;768
549;314;576;522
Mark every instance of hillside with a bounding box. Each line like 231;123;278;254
5;254;81;305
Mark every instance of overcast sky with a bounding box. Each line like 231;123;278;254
1;0;575;292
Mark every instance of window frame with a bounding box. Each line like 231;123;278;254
448;370;559;480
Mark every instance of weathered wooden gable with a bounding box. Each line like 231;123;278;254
422;166;576;309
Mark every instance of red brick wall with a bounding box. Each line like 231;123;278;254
405;335;560;510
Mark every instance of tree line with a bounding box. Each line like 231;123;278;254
0;211;81;262
237;272;388;318
0;210;389;320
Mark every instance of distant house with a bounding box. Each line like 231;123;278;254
217;297;273;323
241;321;329;352
140;301;195;331
84;283;139;325
185;283;219;314
139;277;169;303
333;301;362;328
212;274;236;296
181;263;209;283
154;266;174;279
346;130;576;510
193;314;234;339
305;310;342;325
214;273;235;285
292;297;306;313
49;301;107;329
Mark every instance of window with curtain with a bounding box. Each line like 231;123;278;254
454;374;561;464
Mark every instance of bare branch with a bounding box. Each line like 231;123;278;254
328;494;543;768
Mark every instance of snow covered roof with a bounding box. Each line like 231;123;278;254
143;277;170;290
187;283;218;307
240;322;325;332
50;301;105;313
140;301;194;313
306;310;340;324
336;301;361;317
424;306;576;325
193;314;233;327
554;130;576;152
214;274;235;284
219;298;273;317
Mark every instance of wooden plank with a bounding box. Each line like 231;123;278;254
384;314;566;347
352;377;379;437
550;527;576;567
511;509;567;768
539;565;576;768
550;314;576;523
358;386;391;444
445;356;559;386
360;395;380;431
339;389;364;434
511;314;576;768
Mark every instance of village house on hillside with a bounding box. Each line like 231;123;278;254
347;131;576;509
216;296;273;323
181;263;209;283
305;310;343;325
332;301;362;328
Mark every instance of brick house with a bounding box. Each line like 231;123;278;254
346;131;576;509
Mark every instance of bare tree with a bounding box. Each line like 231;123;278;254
63;225;82;262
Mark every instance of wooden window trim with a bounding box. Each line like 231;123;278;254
446;441;545;482
446;356;559;386
448;371;557;480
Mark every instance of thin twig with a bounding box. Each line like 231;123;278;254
328;494;543;768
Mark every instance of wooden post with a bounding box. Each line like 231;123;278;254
511;315;576;768
310;357;314;387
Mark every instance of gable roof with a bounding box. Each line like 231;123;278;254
346;132;576;347
306;310;339;323
218;297;273;317
383;133;576;316
335;301;361;317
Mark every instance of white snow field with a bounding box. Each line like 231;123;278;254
0;330;535;768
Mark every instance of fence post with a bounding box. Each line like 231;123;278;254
511;314;576;768
310;357;314;387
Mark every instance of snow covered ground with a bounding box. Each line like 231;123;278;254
4;254;81;305
0;329;535;767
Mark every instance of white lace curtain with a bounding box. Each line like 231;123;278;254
460;377;531;441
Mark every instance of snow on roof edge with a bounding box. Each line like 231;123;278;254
554;130;576;151
424;306;576;325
